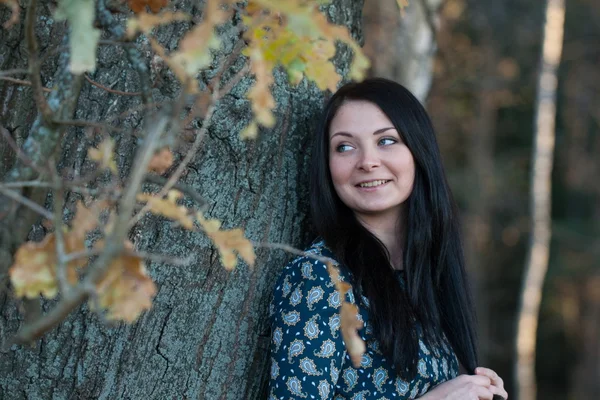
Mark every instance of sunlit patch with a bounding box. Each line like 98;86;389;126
314;339;336;358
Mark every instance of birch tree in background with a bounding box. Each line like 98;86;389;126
515;0;566;399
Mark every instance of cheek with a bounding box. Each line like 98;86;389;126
328;157;350;185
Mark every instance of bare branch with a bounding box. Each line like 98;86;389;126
84;74;142;97
0;77;52;92
50;163;70;295
0;185;53;220
144;174;207;208
25;0;52;122
252;241;337;266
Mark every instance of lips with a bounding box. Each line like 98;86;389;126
356;179;390;188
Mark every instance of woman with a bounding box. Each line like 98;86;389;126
268;78;508;400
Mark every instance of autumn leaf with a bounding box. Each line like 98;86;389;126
197;212;256;270
327;262;365;368
88;138;118;174
396;0;410;16
0;0;19;29
137;190;195;229
55;0;100;74
8;233;82;299
128;0;168;14
148;148;174;174
94;248;156;322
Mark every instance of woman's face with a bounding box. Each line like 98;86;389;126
328;100;415;222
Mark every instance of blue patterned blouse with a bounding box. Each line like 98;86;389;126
267;240;459;400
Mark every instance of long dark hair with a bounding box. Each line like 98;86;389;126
310;78;478;379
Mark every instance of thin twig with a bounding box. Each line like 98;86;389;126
128;250;194;267
252;241;337;266
0;125;46;176
25;0;52;121
50;162;70;295
84;74;142;97
0;69;30;78
0;77;52;92
0;185;53;220
144;174;207;208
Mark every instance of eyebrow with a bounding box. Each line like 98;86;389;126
330;127;396;140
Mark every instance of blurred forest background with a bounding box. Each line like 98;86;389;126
0;0;597;399
362;0;599;398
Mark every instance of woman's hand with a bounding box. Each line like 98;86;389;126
418;368;508;400
475;367;508;400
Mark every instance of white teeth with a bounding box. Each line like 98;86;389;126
358;180;388;188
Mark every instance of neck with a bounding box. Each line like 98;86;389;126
355;210;406;270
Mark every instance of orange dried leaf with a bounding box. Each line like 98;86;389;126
340;302;366;368
137;191;195;229
95;251;156;322
9;235;59;299
148;148;174;174
88;138;118;174
197;213;256;270
128;0;168;14
396;0;410;15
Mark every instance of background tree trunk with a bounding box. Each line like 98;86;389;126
515;0;566;399
0;1;365;399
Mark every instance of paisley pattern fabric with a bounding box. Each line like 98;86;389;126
267;240;459;399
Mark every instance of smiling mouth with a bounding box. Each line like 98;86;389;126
357;179;390;188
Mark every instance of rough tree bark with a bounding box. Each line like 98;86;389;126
0;1;364;399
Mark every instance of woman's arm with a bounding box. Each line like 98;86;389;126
267;256;348;400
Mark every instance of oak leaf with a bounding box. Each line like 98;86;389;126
148;148;174;174
88;138;118;174
197;213;256;270
95;249;156;322
137;190;195;229
128;0;168;14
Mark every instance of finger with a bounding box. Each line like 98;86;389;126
467;374;492;387
489;383;509;400
476;367;503;386
475;385;494;400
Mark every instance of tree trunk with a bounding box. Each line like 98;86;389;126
363;0;442;102
515;0;565;399
0;1;365;399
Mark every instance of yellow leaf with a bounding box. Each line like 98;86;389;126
137;191;195;229
94;247;156;322
88;138;118;174
8;233;83;299
0;0;19;29
396;0;410;15
148;148;174;174
240;122;259;140
197;213;255;270
126;11;190;38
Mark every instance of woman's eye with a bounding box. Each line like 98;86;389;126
335;144;353;153
379;137;397;146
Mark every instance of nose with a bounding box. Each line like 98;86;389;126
358;147;380;171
